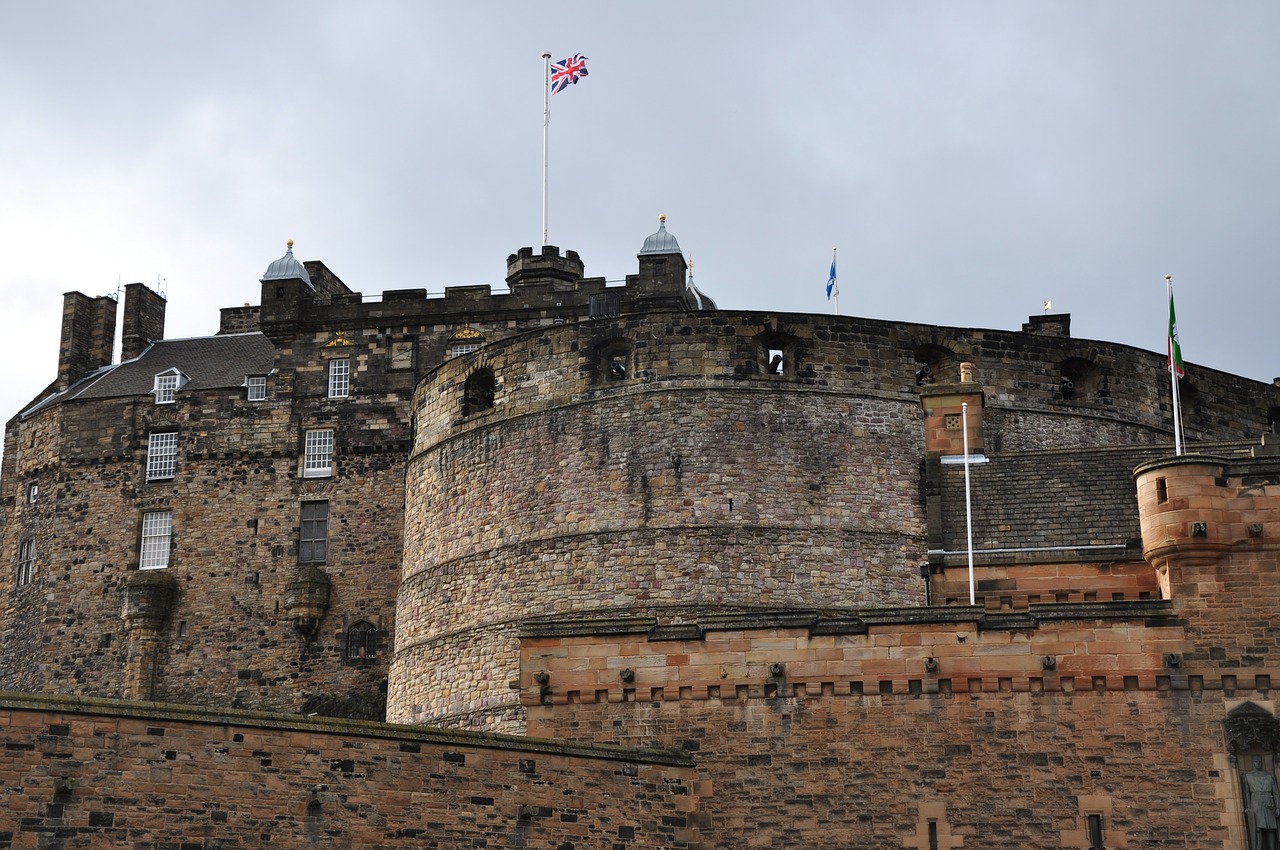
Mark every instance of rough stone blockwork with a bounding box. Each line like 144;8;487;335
0;694;697;849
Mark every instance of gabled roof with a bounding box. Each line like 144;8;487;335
22;333;276;417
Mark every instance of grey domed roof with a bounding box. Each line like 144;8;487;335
261;241;313;287
638;216;683;257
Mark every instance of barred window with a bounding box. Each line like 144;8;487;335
303;429;334;478
146;432;178;481
300;501;329;564
346;621;378;661
246;375;267;401
16;538;34;586
328;359;350;399
139;510;173;570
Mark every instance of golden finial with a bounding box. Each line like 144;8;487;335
659;213;666;223
287;239;294;249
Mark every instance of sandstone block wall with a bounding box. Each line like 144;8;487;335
0;693;697;848
519;610;1258;849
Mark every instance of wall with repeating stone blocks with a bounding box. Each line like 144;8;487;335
519;613;1259;849
0;379;408;713
394;313;936;729
0;693;697;849
393;310;1280;731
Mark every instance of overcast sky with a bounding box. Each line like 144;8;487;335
2;1;1278;430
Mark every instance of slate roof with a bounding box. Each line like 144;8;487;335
23;332;277;416
935;441;1259;555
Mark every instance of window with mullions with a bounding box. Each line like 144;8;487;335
146;431;178;481
346;621;378;661
246;375;267;401
300;501;329;564
303;429;334;478
328;359;350;399
139;510;173;570
16;538;34;586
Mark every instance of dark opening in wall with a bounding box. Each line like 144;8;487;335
595;338;634;382
755;332;795;376
1268;406;1280;434
1060;357;1101;402
462;368;496;416
913;343;957;386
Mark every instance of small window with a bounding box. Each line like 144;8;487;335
26;481;38;504
300;501;329;564
462;369;496;416
328;359;350;399
1086;813;1103;849
16;538;35;586
303;429;334;478
139;510;173;570
154;373;180;404
146;432;179;481
246;375;267;401
450;342;482;359
346;621;378;661
1156;477;1168;503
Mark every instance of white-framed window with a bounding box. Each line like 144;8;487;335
146;432;179;481
300;500;329;563
246;375;267;402
26;481;38;504
450;342;482;359
328;359;350;399
139;510;173;570
154;372;180;404
16;538;34;586
303;429;334;478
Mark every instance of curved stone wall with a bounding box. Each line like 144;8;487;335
389;310;1280;728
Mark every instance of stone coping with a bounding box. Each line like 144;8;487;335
0;690;691;767
520;599;1178;640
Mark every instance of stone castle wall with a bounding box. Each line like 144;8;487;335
0;692;697;848
390;309;1280;730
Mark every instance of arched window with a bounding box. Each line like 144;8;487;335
346;622;378;662
462;368;496;416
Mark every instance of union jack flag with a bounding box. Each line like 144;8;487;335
550;53;588;94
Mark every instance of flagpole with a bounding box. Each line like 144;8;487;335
1167;274;1183;456
962;401;975;606
541;51;552;247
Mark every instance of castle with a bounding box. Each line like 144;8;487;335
3;219;1280;847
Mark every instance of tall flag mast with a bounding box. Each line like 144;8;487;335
826;248;839;314
541;51;589;246
1166;274;1186;455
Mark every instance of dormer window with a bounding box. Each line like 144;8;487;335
153;371;182;404
245;375;267;402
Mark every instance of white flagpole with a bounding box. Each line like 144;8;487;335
1167;275;1183;456
963;401;975;606
541;51;552;247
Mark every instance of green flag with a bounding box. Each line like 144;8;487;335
1167;286;1184;378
